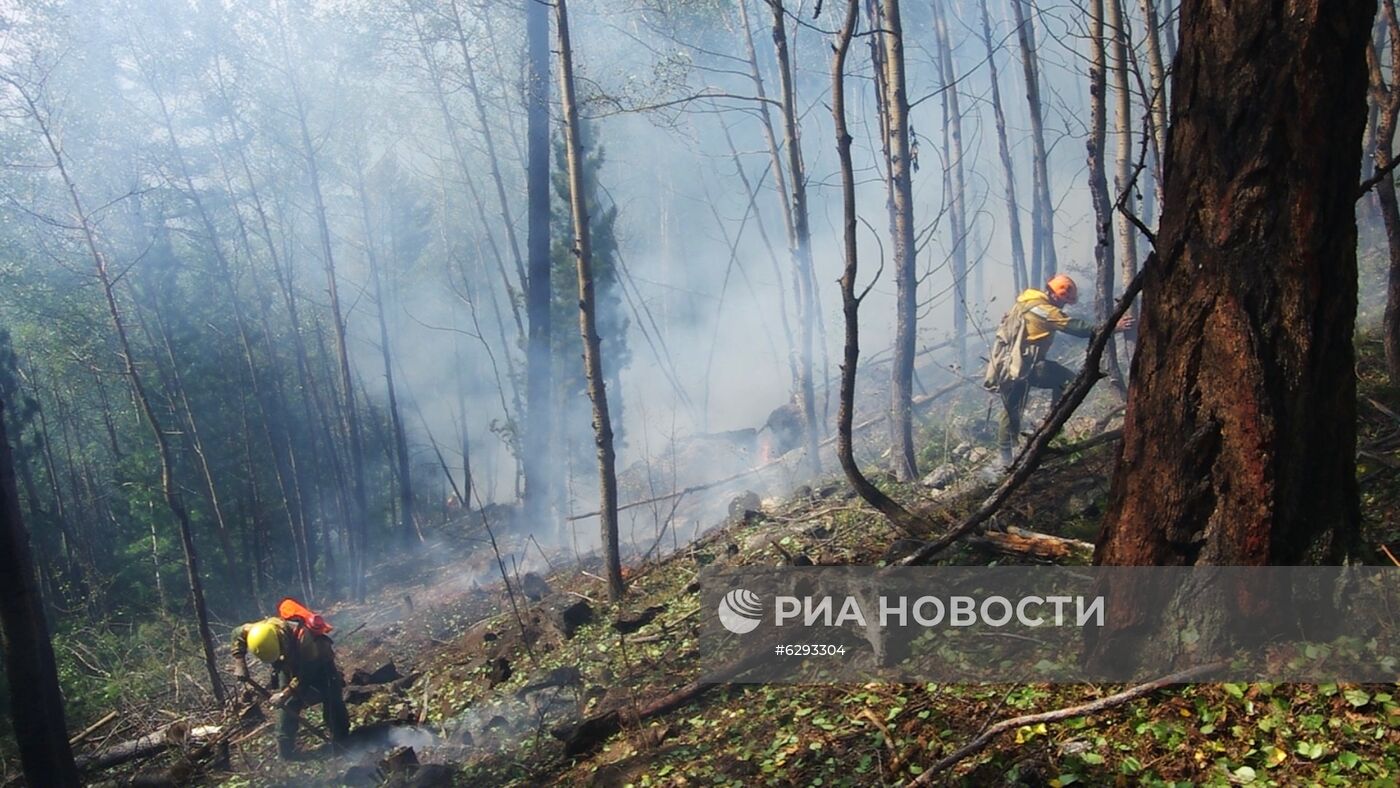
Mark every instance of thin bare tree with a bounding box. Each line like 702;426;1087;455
1087;0;1124;388
556;0;624;601
763;0;823;477
876;0;921;481
1009;0;1057;283
834;0;925;534
979;0;1029;293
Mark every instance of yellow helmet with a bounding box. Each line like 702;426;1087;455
247;620;282;664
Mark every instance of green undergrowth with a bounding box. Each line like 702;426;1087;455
399;344;1400;786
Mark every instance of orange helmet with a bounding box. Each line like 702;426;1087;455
1046;274;1078;305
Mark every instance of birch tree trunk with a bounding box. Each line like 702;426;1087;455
879;0;920;481
834;0;925;535
1369;0;1400;386
1138;0;1170;209
1107;0;1139;316
1009;0;1057;284
933;0;969;366
765;0;823;477
1087;0;1124;389
979;0;1029;294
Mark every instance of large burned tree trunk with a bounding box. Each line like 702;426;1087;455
1096;0;1371;568
0;398;81;787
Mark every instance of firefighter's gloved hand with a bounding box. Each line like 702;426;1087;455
1115;313;1136;333
268;688;293;708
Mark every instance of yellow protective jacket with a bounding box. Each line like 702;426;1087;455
231;617;336;692
984;289;1096;392
1015;288;1094;347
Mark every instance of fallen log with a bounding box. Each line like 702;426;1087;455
75;721;222;771
967;527;1094;562
551;649;772;757
1041;428;1123;459
552;679;710;758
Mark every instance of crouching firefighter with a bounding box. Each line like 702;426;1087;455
983;274;1133;468
231;598;350;759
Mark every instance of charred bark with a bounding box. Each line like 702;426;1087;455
0;396;80;787
1097;0;1370;570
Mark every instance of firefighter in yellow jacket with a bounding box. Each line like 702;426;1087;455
232;605;350;759
989;274;1132;468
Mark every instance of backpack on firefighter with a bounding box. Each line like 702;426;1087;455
278;597;333;636
982;301;1039;393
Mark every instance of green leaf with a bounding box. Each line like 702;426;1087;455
1344;689;1371;708
1336;751;1361;770
1223;683;1246;699
1296;741;1326;760
1231;765;1258;784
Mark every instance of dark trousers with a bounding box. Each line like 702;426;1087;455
998;360;1077;450
277;665;350;757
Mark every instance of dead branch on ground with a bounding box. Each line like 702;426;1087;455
904;661;1225;784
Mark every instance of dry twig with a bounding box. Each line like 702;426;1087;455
904;661;1226;784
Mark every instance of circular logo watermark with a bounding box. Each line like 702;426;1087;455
718;588;763;634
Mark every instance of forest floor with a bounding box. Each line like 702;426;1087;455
49;334;1400;788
